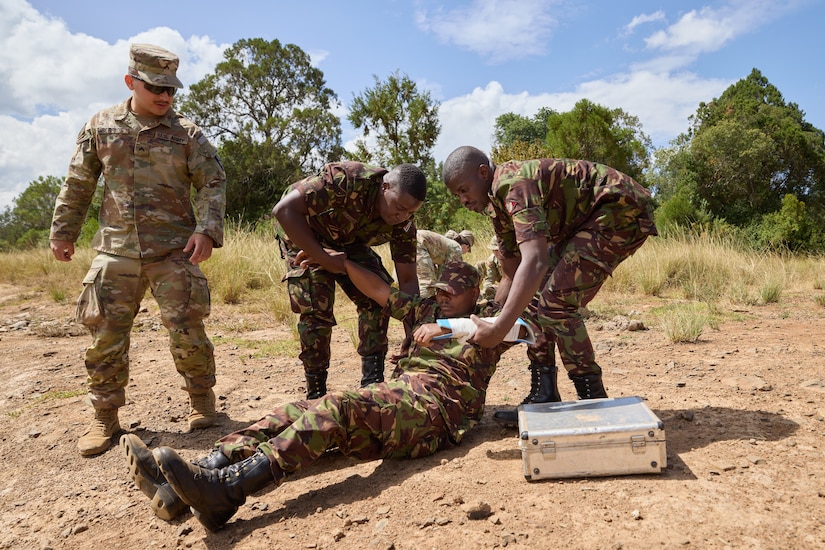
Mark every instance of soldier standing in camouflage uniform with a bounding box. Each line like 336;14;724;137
443;146;657;425
50;44;226;456
415;229;464;298
120;260;525;531
479;235;504;301
272;162;426;399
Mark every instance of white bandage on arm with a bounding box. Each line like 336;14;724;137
435;317;536;345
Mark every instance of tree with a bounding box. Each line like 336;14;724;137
490;100;651;184
348;71;453;230
683;69;825;224
0;175;62;250
178;38;344;221
493;108;556;148
544;99;651;183
348;71;440;170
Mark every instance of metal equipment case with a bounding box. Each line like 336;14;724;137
518;396;666;480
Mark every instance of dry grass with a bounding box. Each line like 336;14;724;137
4;229;824;345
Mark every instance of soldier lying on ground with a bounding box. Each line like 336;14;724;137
121;258;532;531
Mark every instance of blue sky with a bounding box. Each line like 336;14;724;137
1;0;823;210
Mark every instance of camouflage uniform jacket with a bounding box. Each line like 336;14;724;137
416;230;463;267
488;159;657;272
277;162;417;277
387;288;513;443
50;98;226;258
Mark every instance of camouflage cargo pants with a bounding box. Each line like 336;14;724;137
281;242;393;374
528;204;655;376
211;375;452;482
76;252;215;409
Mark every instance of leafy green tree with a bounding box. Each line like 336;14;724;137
178;38;344;221
348;71;450;230
0;175;62;250
682;69;825;226
755;194;812;251
348;71;440;170
493;107;556;148
491;100;651;184
544;99;651;183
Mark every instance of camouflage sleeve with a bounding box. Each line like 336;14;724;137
498;175;551;247
50;123;101;243
389;219;417;264
189;131;226;248
386;287;435;326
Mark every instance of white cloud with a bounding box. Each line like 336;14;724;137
623;10;665;36
433;71;732;163
643;0;787;57
0;1;229;210
416;0;560;63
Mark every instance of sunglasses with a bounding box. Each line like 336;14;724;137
133;77;177;97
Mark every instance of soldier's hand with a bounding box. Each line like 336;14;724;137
468;314;505;348
50;240;75;262
296;248;347;272
413;323;446;347
184;233;214;265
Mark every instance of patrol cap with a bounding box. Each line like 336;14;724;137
458;230;475;249
431;261;480;295
128;43;184;88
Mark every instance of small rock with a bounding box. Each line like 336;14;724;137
374;518;388;533
501;533;518;546
461;500;492;520
631;510;643;520
747;455;766;465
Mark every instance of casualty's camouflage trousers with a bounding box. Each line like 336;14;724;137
281;243;393;374
526;204;656;376
76;252;216;409
210;374;453;483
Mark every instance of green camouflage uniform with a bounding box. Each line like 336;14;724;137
275;162;417;376
489;159;657;376
210;288;513;481
416;230;463;298
50;98;226;408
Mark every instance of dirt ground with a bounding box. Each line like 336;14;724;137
1;282;824;550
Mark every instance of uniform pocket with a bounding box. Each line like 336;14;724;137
184;262;211;318
76;266;103;327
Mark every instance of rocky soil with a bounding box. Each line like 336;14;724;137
1;282;824;549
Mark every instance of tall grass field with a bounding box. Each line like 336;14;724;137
2;227;824;344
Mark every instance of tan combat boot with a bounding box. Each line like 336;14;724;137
188;388;216;430
78;408;121;456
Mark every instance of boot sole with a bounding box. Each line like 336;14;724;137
154;448;230;532
120;435;188;521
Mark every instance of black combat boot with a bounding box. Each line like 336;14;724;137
121;434;189;520
121;435;232;521
493;364;561;428
154;447;274;531
305;370;328;399
360;353;385;387
569;372;608;399
194;448;231;469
